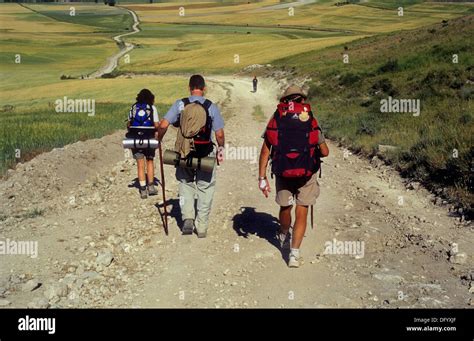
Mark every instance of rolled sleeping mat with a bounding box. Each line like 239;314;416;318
163;149;216;173
122;138;159;149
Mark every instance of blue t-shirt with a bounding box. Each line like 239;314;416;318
164;96;225;132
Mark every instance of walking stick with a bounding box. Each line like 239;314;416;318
311;205;314;230
158;143;168;235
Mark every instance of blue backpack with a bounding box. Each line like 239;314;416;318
128;103;154;138
130;103;154;127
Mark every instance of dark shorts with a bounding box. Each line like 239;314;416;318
132;149;155;160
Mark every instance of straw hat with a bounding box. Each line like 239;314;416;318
280;85;307;101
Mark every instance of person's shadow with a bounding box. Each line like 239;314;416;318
155;198;183;233
232;207;288;262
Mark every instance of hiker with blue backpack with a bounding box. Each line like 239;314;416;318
258;86;329;268
126;89;160;199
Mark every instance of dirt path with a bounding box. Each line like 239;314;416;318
4;2;472;310
87;7;140;79
1;74;472;308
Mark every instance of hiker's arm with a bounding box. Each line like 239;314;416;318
153;106;160;135
215;129;225;147
319;142;329;157
157;119;170;141
211;104;225;148
157;100;180;141
215;129;225;163
259;141;270;177
317;128;329;157
258;140;271;197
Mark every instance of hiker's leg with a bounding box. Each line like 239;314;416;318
195;166;217;233
176;167;196;221
279;205;292;234
292;205;308;249
146;158;154;184
292;173;319;243
133;150;147;187
137;158;146;185
275;176;294;234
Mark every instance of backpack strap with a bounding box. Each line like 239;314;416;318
202;99;212;112
173;98;190;127
181;97;191;107
201;99;213;130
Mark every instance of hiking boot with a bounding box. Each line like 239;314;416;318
182;219;194;235
139;187;148;199
196;230;207;238
148;184;158;196
288;254;303;268
278;231;291;250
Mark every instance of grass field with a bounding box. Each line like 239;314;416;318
26;3;134;32
119;23;364;74
0;101;173;172
126;1;472;33
0;3;187;173
117;1;473;74
0;4;122;91
273;15;474;212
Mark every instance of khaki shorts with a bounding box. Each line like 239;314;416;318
275;172;320;206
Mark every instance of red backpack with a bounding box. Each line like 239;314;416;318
265;102;321;178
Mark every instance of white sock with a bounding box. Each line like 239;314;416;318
139;180;146;187
290;248;300;258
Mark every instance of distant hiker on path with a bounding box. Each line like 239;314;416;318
258;85;329;268
126;89;160;199
157;75;225;238
253;76;258;93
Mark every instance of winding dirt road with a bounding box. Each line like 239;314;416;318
87;7;140;79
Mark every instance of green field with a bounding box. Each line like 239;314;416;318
126;1;472;33
0;3;187;173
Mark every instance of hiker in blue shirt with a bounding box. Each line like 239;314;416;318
157;75;225;238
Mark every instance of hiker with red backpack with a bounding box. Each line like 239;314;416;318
157;75;225;238
127;89;160;199
258;86;329;268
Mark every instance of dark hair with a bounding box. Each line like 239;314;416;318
189;75;205;91
136;89;155;105
282;94;305;104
